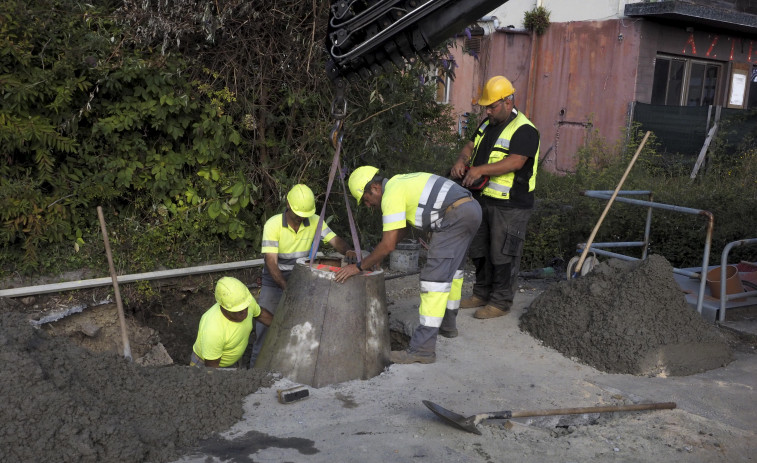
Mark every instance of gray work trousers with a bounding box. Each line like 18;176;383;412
468;198;532;311
409;198;482;354
249;284;284;368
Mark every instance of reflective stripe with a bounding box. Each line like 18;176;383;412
486;182;511;194
279;251;309;259
262;240;278;248
419;314;443;328
320;226;333;239
383;212;405;224
416;175;453;229
421;280;452;293
453;269;464;279
447;299;461;310
496;137;511;148
278;264;295;271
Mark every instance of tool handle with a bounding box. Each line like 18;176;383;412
573;131;651;277
508;401;676;419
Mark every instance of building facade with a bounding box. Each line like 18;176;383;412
446;0;757;172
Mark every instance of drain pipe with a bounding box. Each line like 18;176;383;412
0;259;265;298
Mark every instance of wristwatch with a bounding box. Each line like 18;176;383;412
356;262;363;271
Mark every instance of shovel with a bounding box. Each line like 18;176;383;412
422;400;676;435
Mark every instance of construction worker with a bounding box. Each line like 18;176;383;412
336;166;482;364
450;75;540;319
191;276;273;368
250;184;353;368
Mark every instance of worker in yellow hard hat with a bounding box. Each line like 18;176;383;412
336;166;482;364
191;276;273;368
250;184;354;368
450;75;540;320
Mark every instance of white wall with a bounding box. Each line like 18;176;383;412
489;0;647;27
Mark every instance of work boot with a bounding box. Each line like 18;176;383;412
438;327;458;338
390;348;436;364
459;295;487;309
473;304;510;319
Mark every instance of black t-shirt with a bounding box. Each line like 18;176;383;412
470;109;539;209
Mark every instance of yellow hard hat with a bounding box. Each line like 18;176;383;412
478;76;515;106
214;276;253;312
348;166;379;203
287;184;316;217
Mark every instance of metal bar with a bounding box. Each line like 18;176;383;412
582;191;707;215
641;192;654;259
719;238;757;322
578;190;715;315
581;246;702;278
0;259;266;298
581;241;646;248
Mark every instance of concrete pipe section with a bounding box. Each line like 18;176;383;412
254;258;390;387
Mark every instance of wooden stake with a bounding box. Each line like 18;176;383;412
97;206;133;361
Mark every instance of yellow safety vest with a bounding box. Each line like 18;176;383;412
472;110;539;200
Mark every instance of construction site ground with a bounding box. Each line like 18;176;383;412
2;262;756;463
171;271;756;463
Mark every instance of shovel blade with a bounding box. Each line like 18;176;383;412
422;400;481;435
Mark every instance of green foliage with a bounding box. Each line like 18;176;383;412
524;126;757;271
0;0;255;274
523;6;551;36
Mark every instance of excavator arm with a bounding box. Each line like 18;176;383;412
327;0;509;82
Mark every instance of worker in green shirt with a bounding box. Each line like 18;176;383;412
191;276;273;368
250;184;353;368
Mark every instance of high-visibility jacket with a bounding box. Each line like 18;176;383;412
381;173;469;233
472;110;539;200
261;213;337;286
192;302;258;367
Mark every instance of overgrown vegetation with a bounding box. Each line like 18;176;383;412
523;125;757;272
523;6;551;36
0;0;459;277
1;1;755;282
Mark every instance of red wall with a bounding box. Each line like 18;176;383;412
448;20;642;173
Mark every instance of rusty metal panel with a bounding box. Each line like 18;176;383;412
447;20;642;173
527;20;640;172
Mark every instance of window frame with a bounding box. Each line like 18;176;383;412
651;54;723;107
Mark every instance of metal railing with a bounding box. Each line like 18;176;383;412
717;238;757;322
577;190;715;315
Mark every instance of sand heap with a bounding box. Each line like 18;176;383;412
0;304;273;463
520;255;732;376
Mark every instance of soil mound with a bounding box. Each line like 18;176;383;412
0;305;273;463
520;255;732;376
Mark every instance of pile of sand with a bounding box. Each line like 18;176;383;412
0;304;273;463
520;255;732;376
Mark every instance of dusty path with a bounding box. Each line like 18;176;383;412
174;270;757;463
2;258;756;462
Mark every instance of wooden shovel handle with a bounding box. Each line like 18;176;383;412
574;131;651;276
488;401;676;420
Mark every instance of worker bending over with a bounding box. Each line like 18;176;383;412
250;184;353;368
191;276;273;368
336;167;482;364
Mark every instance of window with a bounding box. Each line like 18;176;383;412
651;55;721;106
748;66;757;109
425;65;451;104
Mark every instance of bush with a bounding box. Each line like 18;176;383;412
524;127;757;271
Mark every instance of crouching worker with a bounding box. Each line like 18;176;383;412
335;166;482;364
190;276;273;368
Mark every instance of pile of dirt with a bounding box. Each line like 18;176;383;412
0;300;274;463
520;255;733;376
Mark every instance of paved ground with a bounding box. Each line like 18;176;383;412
172;274;757;463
